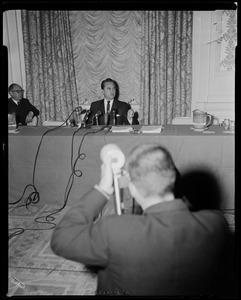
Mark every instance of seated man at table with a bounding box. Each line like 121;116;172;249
51;143;228;296
8;83;39;126
87;78;139;126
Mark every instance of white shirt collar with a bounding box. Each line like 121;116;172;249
104;98;114;103
12;99;19;105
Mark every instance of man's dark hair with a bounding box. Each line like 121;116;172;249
8;83;19;93
101;78;115;90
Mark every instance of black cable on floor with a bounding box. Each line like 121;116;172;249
9;124;106;239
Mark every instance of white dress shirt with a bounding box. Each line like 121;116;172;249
12;99;19;105
104;99;114;113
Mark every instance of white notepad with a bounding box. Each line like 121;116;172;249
141;125;164;133
111;126;133;133
43;121;66;126
111;125;164;133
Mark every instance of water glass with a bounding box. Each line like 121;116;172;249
223;119;230;130
213;117;219;125
229;120;235;131
8;113;16;130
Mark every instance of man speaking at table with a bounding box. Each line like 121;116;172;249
51;142;228;296
87;78;139;126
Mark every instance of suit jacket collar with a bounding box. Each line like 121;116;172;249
112;99;119;110
143;199;188;214
104;98;114;103
100;99;105;112
9;98;21;105
102;99;118;111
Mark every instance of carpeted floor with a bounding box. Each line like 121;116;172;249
8;203;100;296
8;201;236;296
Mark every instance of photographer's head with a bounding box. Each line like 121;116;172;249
126;143;177;210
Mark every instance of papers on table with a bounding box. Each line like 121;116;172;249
8;129;20;134
202;131;216;134
111;126;133;133
141;125;164;133
43;121;66;126
111;125;164;133
222;131;235;134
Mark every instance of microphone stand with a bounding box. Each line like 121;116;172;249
112;168;123;215
112;110;116;126
100;144;125;216
80;110;91;128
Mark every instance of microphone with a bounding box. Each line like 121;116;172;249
85;109;91;117
75;107;89;115
100;144;125;173
75;106;83;112
81;110;91;128
93;110;102;126
79;109;90;115
94;110;102;118
100;144;125;215
112;109;116;126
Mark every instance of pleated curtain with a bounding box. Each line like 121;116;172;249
69;11;142;105
21;11;79;125
140;11;193;125
21;11;192;125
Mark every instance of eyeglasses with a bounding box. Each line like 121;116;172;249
12;90;24;93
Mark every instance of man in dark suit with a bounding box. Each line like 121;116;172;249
87;78;139;126
8;83;39;126
51;143;229;296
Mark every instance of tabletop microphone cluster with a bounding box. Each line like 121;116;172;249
74;108;130;127
93;111;102;125
75;106;89;115
75;106;83;113
81;110;91;127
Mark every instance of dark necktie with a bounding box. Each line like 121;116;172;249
107;101;110;114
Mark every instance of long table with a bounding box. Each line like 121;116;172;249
8;125;235;209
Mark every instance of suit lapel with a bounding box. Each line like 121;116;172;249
100;99;105;113
112;99;118;111
11;98;20;107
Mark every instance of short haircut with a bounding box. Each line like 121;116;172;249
101;78;116;90
126;143;177;197
8;83;20;93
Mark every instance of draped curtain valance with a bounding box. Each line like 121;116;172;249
69;11;142;105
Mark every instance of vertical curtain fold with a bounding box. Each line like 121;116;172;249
21;11;79;124
140;11;193;125
21;11;192;125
